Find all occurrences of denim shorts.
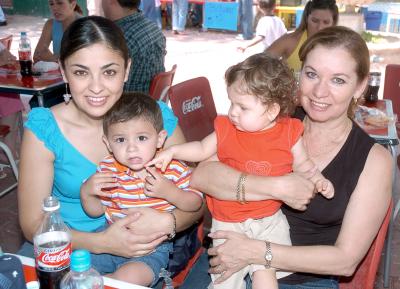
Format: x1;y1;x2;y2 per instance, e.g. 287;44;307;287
91;225;172;287
91;242;172;287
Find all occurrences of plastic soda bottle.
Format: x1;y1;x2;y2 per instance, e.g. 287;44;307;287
18;31;33;76
33;196;71;289
60;250;104;289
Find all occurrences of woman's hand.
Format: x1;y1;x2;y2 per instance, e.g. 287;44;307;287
208;230;262;284
121;207;172;236
99;213;167;257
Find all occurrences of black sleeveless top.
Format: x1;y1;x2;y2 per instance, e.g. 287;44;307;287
280;109;376;285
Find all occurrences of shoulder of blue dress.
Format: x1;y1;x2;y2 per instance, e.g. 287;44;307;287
28;107;53;119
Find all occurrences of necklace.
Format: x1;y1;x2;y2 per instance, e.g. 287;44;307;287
303;118;352;159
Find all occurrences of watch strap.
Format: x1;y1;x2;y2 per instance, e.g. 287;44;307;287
265;241;272;269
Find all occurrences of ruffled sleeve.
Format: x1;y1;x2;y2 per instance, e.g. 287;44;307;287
24;108;62;155
157;101;178;137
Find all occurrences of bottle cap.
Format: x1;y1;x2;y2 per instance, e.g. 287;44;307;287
20;31;27;37
26;281;40;289
42;196;60;212
71;249;91;272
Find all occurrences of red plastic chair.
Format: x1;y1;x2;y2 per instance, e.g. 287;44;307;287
382;64;400;263
339;201;393;289
149;64;177;103
169;77;217;142
170;222;205;287
0;34;13;51
165;77;217;287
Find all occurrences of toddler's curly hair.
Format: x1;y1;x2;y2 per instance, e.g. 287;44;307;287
225;53;297;117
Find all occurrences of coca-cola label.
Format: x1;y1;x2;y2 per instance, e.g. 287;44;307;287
18;50;31;61
182;96;203;114
34;231;71;272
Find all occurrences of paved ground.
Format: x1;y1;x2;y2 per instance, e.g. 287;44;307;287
0;14;400;289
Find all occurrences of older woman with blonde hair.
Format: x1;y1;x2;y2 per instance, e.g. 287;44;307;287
181;26;392;289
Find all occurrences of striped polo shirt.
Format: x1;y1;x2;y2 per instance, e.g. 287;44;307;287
98;155;201;224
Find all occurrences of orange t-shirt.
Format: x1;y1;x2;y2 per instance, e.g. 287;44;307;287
207;116;304;222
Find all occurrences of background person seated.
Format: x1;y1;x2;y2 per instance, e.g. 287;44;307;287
33;0;82;62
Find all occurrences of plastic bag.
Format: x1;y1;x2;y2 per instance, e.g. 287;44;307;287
355;105;396;128
0;252;27;289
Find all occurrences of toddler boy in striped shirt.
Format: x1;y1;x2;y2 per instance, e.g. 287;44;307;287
80;92;202;287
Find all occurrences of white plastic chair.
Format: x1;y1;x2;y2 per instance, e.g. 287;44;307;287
0;124;19;197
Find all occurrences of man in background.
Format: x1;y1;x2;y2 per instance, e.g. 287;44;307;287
0;5;7;26
102;0;166;93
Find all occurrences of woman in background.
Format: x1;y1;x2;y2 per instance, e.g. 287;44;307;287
266;0;338;72
34;0;83;62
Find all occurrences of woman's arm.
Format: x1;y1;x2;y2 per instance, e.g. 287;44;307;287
17;129;170;257
33;19;58;62
265;31;300;60
0;48;16;66
18;129;56;241
191;161;316;210
208;144;392;281
164;124;186;147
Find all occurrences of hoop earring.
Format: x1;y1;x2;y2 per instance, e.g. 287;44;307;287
63;83;72;104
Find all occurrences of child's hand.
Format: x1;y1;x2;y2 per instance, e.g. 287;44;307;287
80;171;117;198
144;166;175;200
237;46;246;53
315;179;335;199
146;149;174;172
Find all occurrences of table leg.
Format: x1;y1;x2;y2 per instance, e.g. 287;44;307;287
394;200;400;222
36;92;44;107
383;144;398;287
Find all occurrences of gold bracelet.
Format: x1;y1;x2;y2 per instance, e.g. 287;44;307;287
236;173;248;204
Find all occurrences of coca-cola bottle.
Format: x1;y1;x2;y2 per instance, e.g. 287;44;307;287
18;31;33;77
34;196;71;289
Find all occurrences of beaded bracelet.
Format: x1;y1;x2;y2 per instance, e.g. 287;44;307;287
236;173;248;204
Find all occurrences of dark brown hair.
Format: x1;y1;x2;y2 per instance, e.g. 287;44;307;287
70;0;83;14
297;0;339;32
258;0;276;14
116;0;141;9
60;16;129;69
225;53;297;117
103;92;163;136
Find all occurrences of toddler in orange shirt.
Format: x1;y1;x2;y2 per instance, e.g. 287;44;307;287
147;53;334;289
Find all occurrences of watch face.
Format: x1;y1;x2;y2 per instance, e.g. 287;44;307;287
265;252;273;261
